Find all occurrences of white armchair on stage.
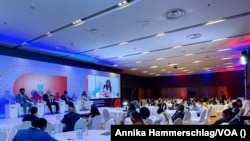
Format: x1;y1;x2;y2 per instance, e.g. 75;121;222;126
16;102;34;116
81;100;93;110
5;104;18;118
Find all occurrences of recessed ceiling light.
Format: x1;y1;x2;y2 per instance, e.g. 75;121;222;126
131;68;137;70
221;57;231;60
113;64;118;67
168;63;178;66
149;72;155;75
166;8;186;19
72;19;85;26
217;48;231;52
21;42;27;46
192;61;202;63
186;33;202;39
173;46;182;48
160;69;166;72
155;32;166;37
212;38;227;42
46;32;53;37
203;68;210;70
184;54;193;56
136;61;141;63
119;41;128;45
204;19;225;25
142;71;148;73
150;66;158;68
141;51;150;54
156;58;165;60
177;67;185;70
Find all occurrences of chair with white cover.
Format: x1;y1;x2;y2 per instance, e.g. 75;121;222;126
90;115;102;129
190;109;207;125
182;111;191;125
19;121;32;130
102;109;110;123
173;118;183;125
0;131;7;141
74;118;86;131
144;118;153;125
45;121;54;135
124;117;133;125
104;118;115;131
206;106;212;121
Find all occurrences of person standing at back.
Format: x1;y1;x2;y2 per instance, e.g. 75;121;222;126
15;88;34;115
22;107;39;122
13;118;58;141
61;107;81;132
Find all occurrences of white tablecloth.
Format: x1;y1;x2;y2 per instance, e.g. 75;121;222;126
54;130;110;141
98;107;126;124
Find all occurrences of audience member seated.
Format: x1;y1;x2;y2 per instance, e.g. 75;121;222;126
61;107;81;132
171;104;185;123
139;107;150;124
190;100;202;116
22;107;39;122
155;108;169;125
80;91;88;110
13;118;58;141
43;90;59;114
130;111;144;125
231;102;240;116
157;98;167;110
238;110;250;125
15;88;34;115
61;90;74;108
236;99;243;108
86;104;101;129
126;102;136;117
214;109;241;125
132;100;140;110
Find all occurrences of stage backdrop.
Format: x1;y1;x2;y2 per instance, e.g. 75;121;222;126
0;55;121;118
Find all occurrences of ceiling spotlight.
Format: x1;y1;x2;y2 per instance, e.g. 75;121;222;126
186;33;202;39
166;8;186;19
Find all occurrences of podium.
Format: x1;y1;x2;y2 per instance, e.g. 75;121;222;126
74;100;81;111
36;102;45;117
5;104;18;118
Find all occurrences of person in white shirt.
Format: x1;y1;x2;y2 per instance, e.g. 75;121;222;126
154;108;169;125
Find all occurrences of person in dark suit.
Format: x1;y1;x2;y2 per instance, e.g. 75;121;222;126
213;109;241;125
157;99;167;110
22;107;39;122
61;90;74;108
43;90;59;114
13;118;58;141
171;104;185;123
61;107;81;132
15;88;34;115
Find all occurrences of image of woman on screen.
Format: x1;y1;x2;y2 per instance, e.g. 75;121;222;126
101;79;112;97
